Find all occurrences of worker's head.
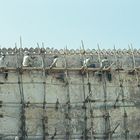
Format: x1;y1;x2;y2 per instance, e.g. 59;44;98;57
24;51;29;55
104;56;107;59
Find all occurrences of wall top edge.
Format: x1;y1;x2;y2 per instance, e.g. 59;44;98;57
0;47;140;55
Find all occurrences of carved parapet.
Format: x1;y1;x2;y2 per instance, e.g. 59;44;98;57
0;47;139;69
0;47;139;56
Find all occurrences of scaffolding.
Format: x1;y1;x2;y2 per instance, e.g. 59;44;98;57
0;48;140;140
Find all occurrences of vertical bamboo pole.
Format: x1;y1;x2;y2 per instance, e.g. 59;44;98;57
80;41;88;140
41;46;48;140
113;47;129;140
64;46;71;140
16;43;26;140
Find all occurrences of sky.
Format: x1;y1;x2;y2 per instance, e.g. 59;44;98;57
0;0;140;49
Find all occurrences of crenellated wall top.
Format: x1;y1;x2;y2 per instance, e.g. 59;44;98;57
0;47;140;56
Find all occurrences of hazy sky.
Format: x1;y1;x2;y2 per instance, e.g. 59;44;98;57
0;0;140;49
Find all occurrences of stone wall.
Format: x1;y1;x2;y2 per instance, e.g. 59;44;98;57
0;48;140;140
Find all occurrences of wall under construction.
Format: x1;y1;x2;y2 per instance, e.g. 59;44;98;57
0;48;140;140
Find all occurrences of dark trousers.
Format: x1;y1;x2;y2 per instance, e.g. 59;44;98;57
98;71;112;81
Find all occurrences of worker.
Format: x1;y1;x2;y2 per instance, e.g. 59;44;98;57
81;58;90;75
22;51;33;67
81;58;96;74
99;57;112;81
100;57;110;69
15;136;19;140
83;58;96;68
50;56;66;82
0;54;8;80
0;54;6;67
50;55;58;69
83;58;90;68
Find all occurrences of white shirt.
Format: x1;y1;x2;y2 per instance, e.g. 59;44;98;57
0;56;6;67
15;136;19;140
83;58;90;67
22;55;32;67
51;58;58;67
101;59;109;68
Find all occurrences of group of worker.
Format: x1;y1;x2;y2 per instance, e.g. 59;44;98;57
0;51;110;69
22;52;112;81
82;57;110;69
22;51;58;68
22;51;110;68
0;52;112;81
82;57;112;81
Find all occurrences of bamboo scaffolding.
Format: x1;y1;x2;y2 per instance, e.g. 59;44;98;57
80;41;88;140
114;47;129;140
0;48;140;140
1;66;140;72
41;49;48;140
16;50;26;140
64;46;71;140
98;45;111;140
0;131;139;139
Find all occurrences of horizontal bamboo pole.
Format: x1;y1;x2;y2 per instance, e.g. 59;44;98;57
0;67;117;71
0;66;139;73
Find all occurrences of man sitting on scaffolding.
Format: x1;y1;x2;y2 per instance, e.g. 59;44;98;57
100;56;112;81
50;55;58;69
22;51;33;67
50;55;65;82
81;57;96;74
